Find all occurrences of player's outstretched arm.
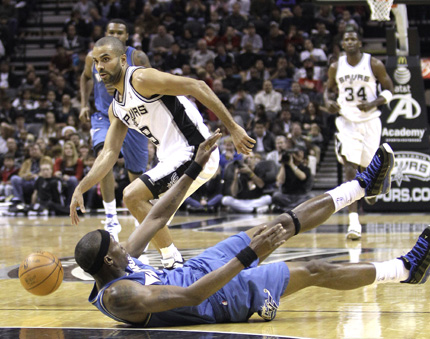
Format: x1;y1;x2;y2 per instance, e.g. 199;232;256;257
131;68;256;155
324;62;341;114
105;225;286;323
70;105;128;225
125;130;222;257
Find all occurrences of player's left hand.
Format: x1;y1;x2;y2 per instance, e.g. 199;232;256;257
357;102;374;112
195;129;222;167
230;125;255;155
249;224;286;258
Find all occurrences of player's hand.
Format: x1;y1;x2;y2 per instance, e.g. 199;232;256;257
79;106;91;123
195;129;222;167
230;125;255;155
326;100;340;114
249;224;286;258
357;102;373;112
70;189;86;225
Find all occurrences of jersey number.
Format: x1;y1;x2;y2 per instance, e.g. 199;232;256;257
345;87;367;102
139;126;159;145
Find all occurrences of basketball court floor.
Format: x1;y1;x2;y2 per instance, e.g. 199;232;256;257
0;209;428;339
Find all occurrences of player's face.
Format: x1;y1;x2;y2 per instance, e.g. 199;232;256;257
108;236;129;270
342;32;362;53
105;23;129;44
93;45;125;85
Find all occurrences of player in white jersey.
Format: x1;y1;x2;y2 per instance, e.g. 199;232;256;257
325;29;393;240
70;36;255;268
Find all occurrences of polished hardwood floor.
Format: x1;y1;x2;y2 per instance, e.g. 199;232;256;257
0;210;429;339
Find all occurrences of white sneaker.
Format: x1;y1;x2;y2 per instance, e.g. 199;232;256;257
102;216;122;242
161;257;184;269
346;222;362;240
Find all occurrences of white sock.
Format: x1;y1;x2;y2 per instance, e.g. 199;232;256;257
371;259;409;284
349;212;360;226
326;180;365;213
160;243;182;261
103;199;117;217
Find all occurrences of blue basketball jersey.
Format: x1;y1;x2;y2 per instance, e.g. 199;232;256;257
93;46;136;116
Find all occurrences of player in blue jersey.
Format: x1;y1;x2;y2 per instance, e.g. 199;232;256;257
75;132;430;327
80;19;151;242
71;37;256;269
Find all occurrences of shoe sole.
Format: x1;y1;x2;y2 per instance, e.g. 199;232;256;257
367;143;395;197
346;230;361;240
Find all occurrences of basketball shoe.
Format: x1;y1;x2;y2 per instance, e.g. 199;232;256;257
161;257;184;270
102;214;122;242
400;227;430;284
355;143;395;198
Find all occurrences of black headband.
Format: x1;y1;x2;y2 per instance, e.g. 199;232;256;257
86;229;111;275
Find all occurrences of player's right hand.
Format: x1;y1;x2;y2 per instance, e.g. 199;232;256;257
326;100;341;114
70;190;86;225
79;106;91;123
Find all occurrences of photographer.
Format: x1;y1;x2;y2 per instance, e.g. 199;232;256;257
272;148;313;212
221;152;275;213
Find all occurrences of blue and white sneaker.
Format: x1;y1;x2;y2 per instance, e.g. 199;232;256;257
355;143;395;198
102;214;122;242
400;227;430;284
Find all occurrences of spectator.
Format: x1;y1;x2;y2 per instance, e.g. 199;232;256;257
223;2;247;32
214;43;234;70
0;98;16;124
146;142;158;172
78;143;90;160
284;43;301;69
185;0;207;24
284;81;310;119
263;21;285;53
311;21;332;54
203;25;220;50
266;134;289;167
73;0;96;21
0;152;18;198
304;123;324;165
219;136;243;178
253;59;270;81
284;25;304;53
5;137;24;166
228;0;250;17
314;5;336;33
250;0;276;20
219;26;241;53
30;162;69;216
222;64;242;93
176;28;197;55
149;25;175;56
272;147;313;212
221;152;274;213
240;23;263;53
249;119;276;157
50;44;73;75
236;42;259;72
0;61;21;98
12;89;39;114
54;140;84;206
58;23;86;60
243;66;263;96
289;122;307;151
11;143;52;204
38;112;59;145
229;87;254;127
254;80;282;121
164;43;189;72
190;39;216;70
300;39;328;66
301;101;325;133
212;79;231;107
54;76;75;102
112;157;130;208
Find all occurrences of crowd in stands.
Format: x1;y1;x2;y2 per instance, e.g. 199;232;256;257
0;0;372;216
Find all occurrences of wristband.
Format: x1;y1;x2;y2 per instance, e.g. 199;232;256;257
236;246;258;267
185;161;203;180
379;90;393;103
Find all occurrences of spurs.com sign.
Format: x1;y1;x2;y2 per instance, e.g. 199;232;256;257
380;56;428;149
368;151;430;211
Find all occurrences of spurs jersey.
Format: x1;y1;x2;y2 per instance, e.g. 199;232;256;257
336;53;380;122
112;66;210;162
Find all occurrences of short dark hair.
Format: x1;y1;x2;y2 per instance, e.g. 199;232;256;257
94;36;126;56
75;230;103;273
106;19;129;33
4;153;14;160
343;26;362;39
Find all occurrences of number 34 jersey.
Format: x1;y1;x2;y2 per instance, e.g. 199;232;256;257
336;53;380;122
112;66;210;162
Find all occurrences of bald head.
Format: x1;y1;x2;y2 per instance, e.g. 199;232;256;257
95;36;126;57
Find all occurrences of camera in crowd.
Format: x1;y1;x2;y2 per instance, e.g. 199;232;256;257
279;149;298;164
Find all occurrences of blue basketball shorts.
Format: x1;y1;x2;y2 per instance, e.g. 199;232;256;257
185;232;290;322
90;112;148;174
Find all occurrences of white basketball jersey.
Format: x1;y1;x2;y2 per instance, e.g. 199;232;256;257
336;53;380;122
112;66;210;162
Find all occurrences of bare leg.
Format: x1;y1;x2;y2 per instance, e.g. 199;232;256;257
282;261;376;296
100;169;116;203
123;178;173;251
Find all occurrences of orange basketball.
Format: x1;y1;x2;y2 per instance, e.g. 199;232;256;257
18;251;63;296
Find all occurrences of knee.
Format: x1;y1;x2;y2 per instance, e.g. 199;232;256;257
122;185;135;207
11;175;21;185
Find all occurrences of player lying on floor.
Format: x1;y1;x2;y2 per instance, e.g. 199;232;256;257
74;131;430;327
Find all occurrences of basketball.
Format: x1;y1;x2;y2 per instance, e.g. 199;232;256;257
19;251;63;296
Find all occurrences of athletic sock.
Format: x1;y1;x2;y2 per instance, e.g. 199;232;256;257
326;181;365;213
349;212;360;226
160;243;182;261
371;259;409;284
103;199;117;217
